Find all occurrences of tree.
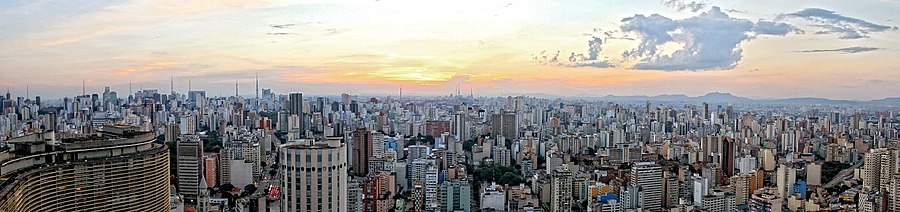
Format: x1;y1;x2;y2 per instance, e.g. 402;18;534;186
463;140;476;151
241;184;258;197
220;183;236;193
498;172;525;185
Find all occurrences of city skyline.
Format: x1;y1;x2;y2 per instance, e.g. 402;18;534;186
2;0;899;99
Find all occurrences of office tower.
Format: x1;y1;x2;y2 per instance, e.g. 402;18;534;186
177;134;204;207
440;180;472;212
352;128;374;176
722;137;735;178
288;92;305;132
0;126;170;211
702;102;709;120
452;111;468;141
629;162;662;211
491;113;518;140
550;164;574;212
279;137;348;212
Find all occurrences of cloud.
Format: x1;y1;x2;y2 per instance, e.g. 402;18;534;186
535;37;613;68
797;46;881;54
270;24;295;29
622;7;795;71
532;50;561;65
266;32;297;35
782;8;898;39
662;0;707;12
620;14;677;59
754;21;803;35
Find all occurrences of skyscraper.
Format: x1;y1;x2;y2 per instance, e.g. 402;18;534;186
722;137;735;178
279;137;348;212
452;111;468;141
491;113;518;140
630;162;663;211
551;164;574;212
177;134;204;207
352;128;374;176
289;92;305;133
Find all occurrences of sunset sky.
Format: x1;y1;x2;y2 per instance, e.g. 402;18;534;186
1;0;898;100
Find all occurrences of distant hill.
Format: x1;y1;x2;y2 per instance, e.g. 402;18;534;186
556;92;900;106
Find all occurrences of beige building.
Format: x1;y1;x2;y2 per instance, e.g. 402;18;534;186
279;137;348;212
0;126;170;211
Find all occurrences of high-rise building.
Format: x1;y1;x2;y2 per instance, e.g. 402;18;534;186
550;164;574;212
348;179;364;212
0;126;170;211
702;189;736;212
440;180;472;212
863;148;897;191
807;163;822;186
693;175;709;207
629;162;663;211
491;113;518;140
775;164;796;199
279;137;348;212
452;111;469;141
288;92;306;133
702;102;709;120
177;134;204;207
722;137;735;178
730;174;751;205
352;128;374;176
204;153;220;188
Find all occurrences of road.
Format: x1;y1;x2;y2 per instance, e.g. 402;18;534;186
823;160;863;188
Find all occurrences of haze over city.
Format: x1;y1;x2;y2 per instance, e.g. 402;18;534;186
3;1;900;212
2;0;899;99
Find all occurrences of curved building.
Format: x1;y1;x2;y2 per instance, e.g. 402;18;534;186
0;125;170;212
280;137;348;212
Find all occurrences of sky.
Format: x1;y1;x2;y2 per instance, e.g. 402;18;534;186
1;0;899;100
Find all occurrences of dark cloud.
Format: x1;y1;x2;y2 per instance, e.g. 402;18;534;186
270;24;295;29
622;7;794;71
620;14;677;59
532;50;561;65
662;0;707;12
797;46;881;54
537;37;613;68
266;32;297;36
782;8;898;39
754;21;803;35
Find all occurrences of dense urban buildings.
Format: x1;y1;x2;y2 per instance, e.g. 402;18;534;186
0;81;899;212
